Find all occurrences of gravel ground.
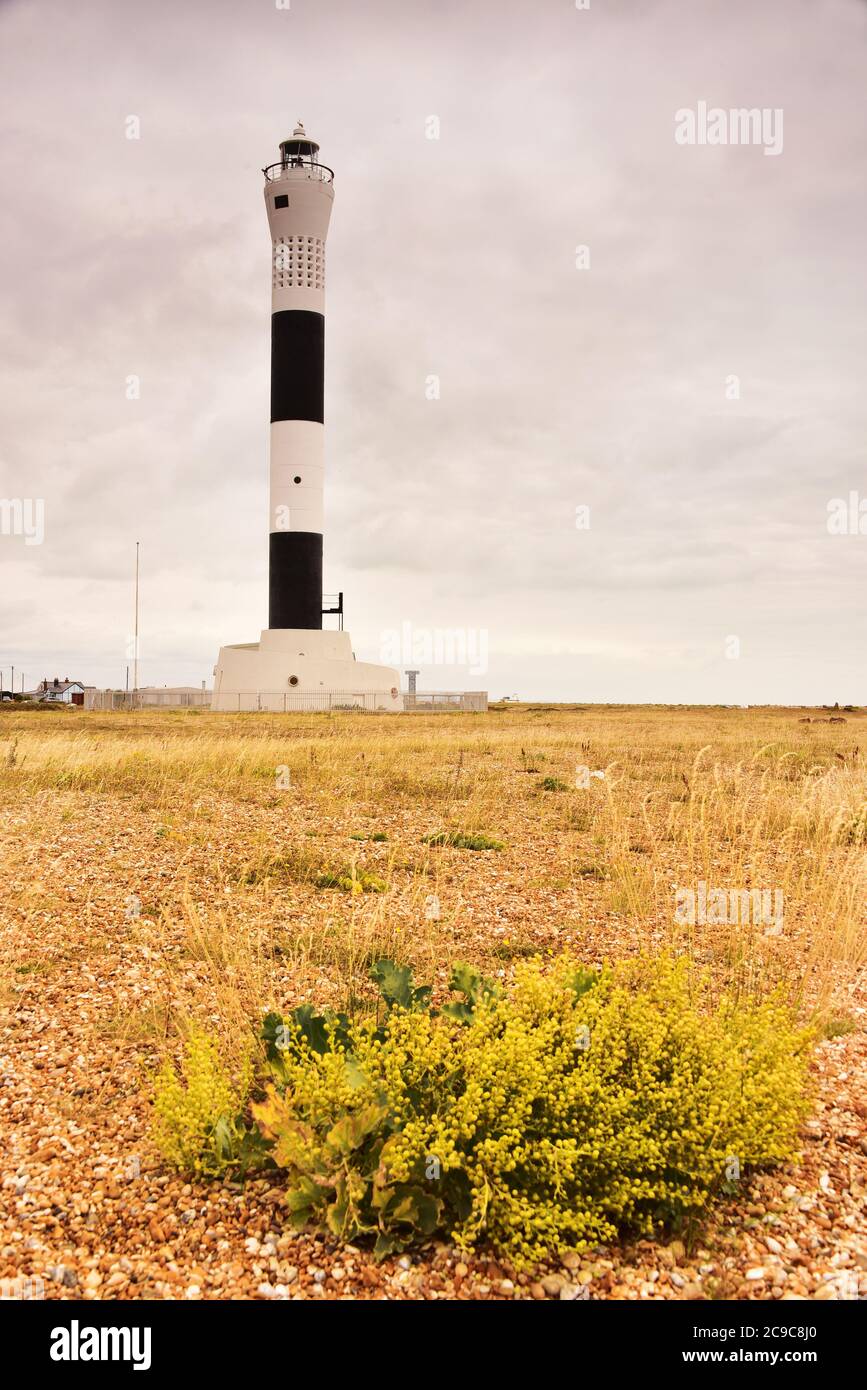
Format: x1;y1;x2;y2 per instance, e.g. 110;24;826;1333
2;718;866;1302
3;1004;865;1301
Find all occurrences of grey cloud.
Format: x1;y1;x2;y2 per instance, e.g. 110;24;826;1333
1;0;865;700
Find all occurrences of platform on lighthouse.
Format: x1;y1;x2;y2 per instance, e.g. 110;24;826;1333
211;628;402;713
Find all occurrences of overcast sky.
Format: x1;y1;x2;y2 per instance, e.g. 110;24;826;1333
1;0;865;702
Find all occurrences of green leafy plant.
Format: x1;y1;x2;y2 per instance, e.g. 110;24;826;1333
439;963;498;1023
315;867;387;894
423;830;504;851
540;776;568;792
154;956;812;1267
222;956;811;1265
262;1004;353;1061
369;958;432;1013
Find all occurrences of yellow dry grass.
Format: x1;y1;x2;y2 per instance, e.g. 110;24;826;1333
1;704;865;1061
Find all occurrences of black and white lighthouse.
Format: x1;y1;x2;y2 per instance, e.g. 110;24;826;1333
212;123;401;711
265;122;332;630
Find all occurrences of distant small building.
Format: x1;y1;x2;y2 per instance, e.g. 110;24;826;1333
27;676;86;705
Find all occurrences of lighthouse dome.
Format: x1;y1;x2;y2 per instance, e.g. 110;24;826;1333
279;121;320;162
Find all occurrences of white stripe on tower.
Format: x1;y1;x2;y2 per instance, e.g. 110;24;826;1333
270;421;324;534
264;123;334;630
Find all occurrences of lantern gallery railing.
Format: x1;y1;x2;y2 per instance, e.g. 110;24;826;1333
262;160;334;183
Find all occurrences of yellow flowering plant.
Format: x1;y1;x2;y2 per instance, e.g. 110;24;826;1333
252;955;811;1262
152;1027;257;1178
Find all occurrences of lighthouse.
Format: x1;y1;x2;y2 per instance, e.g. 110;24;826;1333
267;123;330;631
212;124;401;712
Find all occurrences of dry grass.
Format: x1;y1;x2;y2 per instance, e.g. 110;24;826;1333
1;704;865;1056
2;704;866;1302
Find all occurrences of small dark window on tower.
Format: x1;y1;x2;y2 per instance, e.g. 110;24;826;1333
274;194;289;209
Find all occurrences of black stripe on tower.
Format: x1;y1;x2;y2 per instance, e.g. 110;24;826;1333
270;310;324;424
269;532;322;630
269;308;325;629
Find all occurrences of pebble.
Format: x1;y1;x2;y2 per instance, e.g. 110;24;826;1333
541;1274;566;1295
4;746;866;1307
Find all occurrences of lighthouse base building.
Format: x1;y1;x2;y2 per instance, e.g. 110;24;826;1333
212;629;401;712
211;124;401;713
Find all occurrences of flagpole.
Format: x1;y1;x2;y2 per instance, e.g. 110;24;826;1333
134;540;140;700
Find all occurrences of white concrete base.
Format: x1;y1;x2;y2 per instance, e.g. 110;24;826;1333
211;629;402;712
